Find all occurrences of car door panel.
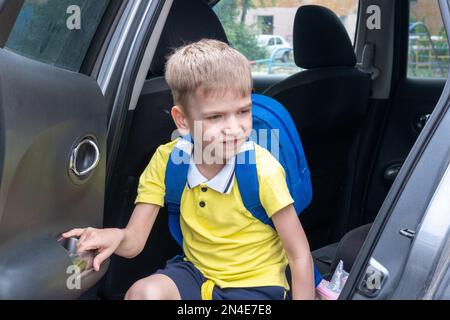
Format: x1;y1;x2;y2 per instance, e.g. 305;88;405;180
0;48;107;298
341;74;450;300
363;78;445;223
0;229;109;299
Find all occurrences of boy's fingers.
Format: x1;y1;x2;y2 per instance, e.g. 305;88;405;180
76;236;100;252
77;242;99;253
77;230;91;245
93;249;112;272
62;228;85;238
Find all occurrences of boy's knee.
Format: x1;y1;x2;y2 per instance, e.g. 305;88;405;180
125;279;164;300
125;275;180;300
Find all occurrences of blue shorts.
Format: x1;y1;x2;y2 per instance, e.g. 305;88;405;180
154;255;287;300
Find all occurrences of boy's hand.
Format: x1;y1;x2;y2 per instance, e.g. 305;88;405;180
62;228;124;272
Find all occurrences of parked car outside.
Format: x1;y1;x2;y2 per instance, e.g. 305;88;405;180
257;34;292;62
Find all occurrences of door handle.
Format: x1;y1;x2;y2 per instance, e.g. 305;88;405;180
415;113;431;132
384;163;402;184
58;236;95;273
69;138;100;177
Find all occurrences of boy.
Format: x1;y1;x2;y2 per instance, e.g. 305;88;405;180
63;39;315;300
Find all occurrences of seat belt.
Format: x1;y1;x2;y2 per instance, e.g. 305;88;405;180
357;43;380;80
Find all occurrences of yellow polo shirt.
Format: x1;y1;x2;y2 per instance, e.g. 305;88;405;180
135;138;294;290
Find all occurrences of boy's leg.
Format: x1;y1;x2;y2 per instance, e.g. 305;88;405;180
125;274;181;300
125;256;204;300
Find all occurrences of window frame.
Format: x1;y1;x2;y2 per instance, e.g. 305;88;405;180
3;0;122;75
80;0;128;77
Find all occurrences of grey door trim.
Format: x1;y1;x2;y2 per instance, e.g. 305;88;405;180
102;0;171;185
393;160;450;299
97;0;143;94
355;0;396;99
127;0;173;112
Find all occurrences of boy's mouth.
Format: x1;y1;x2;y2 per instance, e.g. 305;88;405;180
222;138;240;146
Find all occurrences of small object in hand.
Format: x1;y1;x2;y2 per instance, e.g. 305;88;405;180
315;260;349;300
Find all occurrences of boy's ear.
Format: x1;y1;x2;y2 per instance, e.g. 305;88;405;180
171;105;190;136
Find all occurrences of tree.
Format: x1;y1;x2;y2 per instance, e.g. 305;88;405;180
214;0;268;60
240;0;277;25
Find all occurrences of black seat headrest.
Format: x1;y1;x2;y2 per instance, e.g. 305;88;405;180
149;0;229;76
293;5;356;69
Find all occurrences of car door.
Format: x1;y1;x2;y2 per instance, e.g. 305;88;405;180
0;0;116;299
341;0;450;300
341;69;450;299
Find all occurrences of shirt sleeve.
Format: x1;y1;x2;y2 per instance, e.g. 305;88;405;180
134;145;169;206
257;146;294;218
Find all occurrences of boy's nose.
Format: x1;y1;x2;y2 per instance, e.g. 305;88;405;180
224;118;242;137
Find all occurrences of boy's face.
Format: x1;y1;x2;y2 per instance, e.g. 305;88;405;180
174;89;253;164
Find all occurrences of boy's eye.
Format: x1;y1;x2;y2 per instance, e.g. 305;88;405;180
239;109;251;114
206;114;221;120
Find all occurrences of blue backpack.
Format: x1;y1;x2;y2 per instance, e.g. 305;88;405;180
164;93;322;286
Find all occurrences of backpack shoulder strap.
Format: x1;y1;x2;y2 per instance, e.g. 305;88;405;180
235;140;274;228
236;141;323;287
164;135;192;248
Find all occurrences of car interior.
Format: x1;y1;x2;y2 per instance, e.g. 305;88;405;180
0;0;447;300
96;0;447;299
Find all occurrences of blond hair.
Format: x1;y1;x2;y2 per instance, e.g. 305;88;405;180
165;39;253;110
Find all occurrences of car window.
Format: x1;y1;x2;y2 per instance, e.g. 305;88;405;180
408;0;449;78
214;0;359;76
4;0;110;72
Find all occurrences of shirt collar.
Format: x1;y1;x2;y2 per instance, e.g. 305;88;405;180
178;137;255;194
187;155;236;194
